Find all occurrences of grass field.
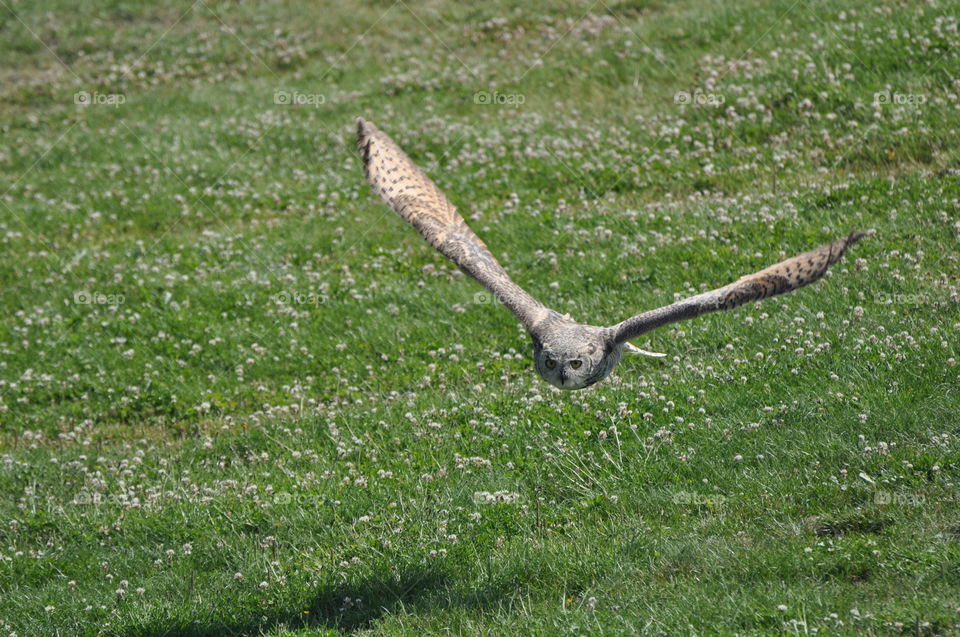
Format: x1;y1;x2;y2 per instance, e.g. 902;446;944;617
1;0;959;634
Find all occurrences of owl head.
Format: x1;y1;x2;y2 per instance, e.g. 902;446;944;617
533;329;620;390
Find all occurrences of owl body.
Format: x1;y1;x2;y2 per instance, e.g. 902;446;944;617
357;117;864;391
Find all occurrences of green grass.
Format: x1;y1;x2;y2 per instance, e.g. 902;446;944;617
1;0;959;634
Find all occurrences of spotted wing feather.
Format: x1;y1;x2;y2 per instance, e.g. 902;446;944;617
357;118;550;331
611;232;864;344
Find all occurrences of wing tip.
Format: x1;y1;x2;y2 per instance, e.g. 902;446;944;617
356;117;371;142
846;229;866;246
829;229;866;265
356;116;373;136
356;117;377;171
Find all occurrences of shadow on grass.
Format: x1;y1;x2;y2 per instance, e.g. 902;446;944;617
122;563;507;636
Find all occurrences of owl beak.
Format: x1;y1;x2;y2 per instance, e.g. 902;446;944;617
558;369;568;386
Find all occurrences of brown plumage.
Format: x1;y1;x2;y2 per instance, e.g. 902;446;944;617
357;118;550;331
357;117;865;390
611;232;864;343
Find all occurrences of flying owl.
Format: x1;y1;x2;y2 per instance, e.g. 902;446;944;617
357;118;863;390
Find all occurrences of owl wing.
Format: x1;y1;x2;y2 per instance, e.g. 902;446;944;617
610;232;864;344
357;118;551;332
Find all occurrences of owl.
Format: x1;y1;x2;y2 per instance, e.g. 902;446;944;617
357;118;863;390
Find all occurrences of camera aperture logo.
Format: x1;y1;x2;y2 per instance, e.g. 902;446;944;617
473;91;525;107
274;89;326;107
75;91;126;107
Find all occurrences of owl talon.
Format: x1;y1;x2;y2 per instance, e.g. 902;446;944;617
624;342;667;357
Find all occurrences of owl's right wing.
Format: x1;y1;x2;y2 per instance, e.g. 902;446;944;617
357;118;552;332
610;232;864;345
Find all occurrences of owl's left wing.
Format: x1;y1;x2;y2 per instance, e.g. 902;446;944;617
356;118;552;332
610;232;864;345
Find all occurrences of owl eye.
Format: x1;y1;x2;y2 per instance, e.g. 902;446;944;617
570;360;582;369
545;359;557;369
